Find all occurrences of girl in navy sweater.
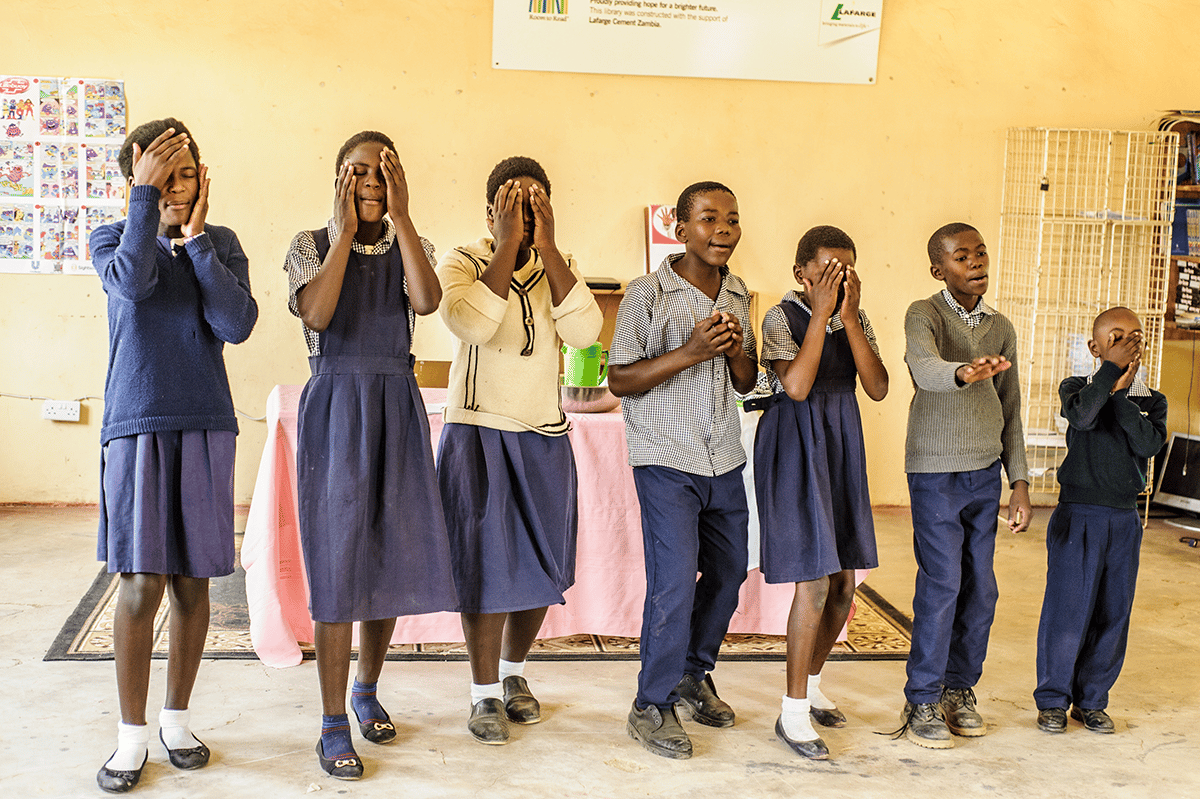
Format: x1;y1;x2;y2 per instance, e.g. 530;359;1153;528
92;118;257;793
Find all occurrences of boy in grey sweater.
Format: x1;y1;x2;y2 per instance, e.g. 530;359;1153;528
899;222;1032;748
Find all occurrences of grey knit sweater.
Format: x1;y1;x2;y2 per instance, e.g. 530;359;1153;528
903;294;1029;485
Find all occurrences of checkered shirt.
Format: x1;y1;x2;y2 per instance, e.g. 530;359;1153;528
941;287;993;329
760;290;880;393
610;253;757;476
284;217;435;355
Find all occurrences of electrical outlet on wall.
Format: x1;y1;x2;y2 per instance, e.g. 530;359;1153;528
42;400;81;422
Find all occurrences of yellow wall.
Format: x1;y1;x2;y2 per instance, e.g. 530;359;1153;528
3;1;1199;505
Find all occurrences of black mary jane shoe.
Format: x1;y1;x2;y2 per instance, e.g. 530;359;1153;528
809;706;848;728
159;729;211;770
97;751;148;794
316;739;364;780
774;716;830;760
354;711;397;745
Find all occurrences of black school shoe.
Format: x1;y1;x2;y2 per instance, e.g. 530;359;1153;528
503;676;541;724
159;729;211;769
810;706;848;728
674;673;735;728
1071;706;1115;734
627;701;693;759
96;752;148;794
774;716;829;760
1036;707;1068;733
316;739;363;780
353;709;397;745
468;697;510;745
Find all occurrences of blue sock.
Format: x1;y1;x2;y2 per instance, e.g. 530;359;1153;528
320;714;356;760
351;680;389;725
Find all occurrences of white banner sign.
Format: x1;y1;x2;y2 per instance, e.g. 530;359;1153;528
495;0;882;85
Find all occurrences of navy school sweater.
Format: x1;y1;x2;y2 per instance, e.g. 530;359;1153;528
91;184;258;444
1057;359;1168;510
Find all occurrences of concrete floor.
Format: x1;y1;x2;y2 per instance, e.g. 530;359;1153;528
1;504;1198;799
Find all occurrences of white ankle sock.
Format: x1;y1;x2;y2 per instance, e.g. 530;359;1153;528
498;659;526;680
470;682;503;705
105;721;150;771
159;707;201;750
807;673;837;711
780;696;819;741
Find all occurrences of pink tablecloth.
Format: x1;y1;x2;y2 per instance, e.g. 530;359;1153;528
241;385;802;667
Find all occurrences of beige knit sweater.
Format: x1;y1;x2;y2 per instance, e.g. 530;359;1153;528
436;237;603;434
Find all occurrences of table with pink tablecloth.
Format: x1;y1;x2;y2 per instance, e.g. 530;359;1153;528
241;384;804;668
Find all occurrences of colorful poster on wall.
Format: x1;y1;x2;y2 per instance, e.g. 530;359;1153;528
0;76;126;275
494;0;882;84
645;204;684;273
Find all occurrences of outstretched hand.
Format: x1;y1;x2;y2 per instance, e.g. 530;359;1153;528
181;164;209;238
956;355;1010;384
130;128;191;190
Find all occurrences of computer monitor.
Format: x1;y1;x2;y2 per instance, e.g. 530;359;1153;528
1154;433;1200;533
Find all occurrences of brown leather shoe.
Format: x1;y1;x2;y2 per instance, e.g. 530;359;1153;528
627;701;693;759
503;675;541;725
675;673;735;728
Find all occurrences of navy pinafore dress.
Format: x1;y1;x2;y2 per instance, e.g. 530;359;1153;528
296;229;457;623
754;301;878;584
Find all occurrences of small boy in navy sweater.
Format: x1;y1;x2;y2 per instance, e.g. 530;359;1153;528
1033;306;1167;734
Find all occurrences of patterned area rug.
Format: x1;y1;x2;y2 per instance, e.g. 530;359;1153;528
47;539;911;663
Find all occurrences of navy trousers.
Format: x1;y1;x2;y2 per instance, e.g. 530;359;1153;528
633;464;749;709
905;461;1002;704
1034;502;1142;711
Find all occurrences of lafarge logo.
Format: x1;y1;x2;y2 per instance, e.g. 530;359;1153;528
831;3;877;20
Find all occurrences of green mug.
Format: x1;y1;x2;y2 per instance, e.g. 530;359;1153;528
562;342;608;387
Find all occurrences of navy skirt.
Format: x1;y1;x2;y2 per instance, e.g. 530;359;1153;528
98;429;236;578
297;366;458;623
437;423;578;614
754;384;877;583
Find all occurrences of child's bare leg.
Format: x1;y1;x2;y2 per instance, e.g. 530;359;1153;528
461;612;506;685
500;606;549;663
785;577;829;698
351;618;398;744
808;569;856;676
113;573;168;725
461;612;511;743
314;621;353;715
356;618;397;684
164;575;210;711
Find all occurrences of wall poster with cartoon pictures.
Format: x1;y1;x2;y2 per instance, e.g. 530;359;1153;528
0;75;125;275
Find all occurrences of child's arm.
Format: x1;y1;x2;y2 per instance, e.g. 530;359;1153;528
294;162;359;332
382;147;440;316
528;184;577;306
1008;480;1032;534
904;302;1009;391
476;179;524;300
93;129;192;300
719;311;758;395
840;266;888;401
528;184;603;348
609;309;739;396
774;257;840;401
179;165;257;344
995;323;1031;533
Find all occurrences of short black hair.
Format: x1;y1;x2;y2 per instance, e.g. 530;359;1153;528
1093;306;1140;339
675;181;735;223
118;118;200;181
486;156;550;204
795;225;856;266
927;222;979;265
335;131;396;173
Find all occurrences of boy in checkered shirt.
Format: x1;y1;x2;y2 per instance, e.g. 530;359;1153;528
609;181;757;759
